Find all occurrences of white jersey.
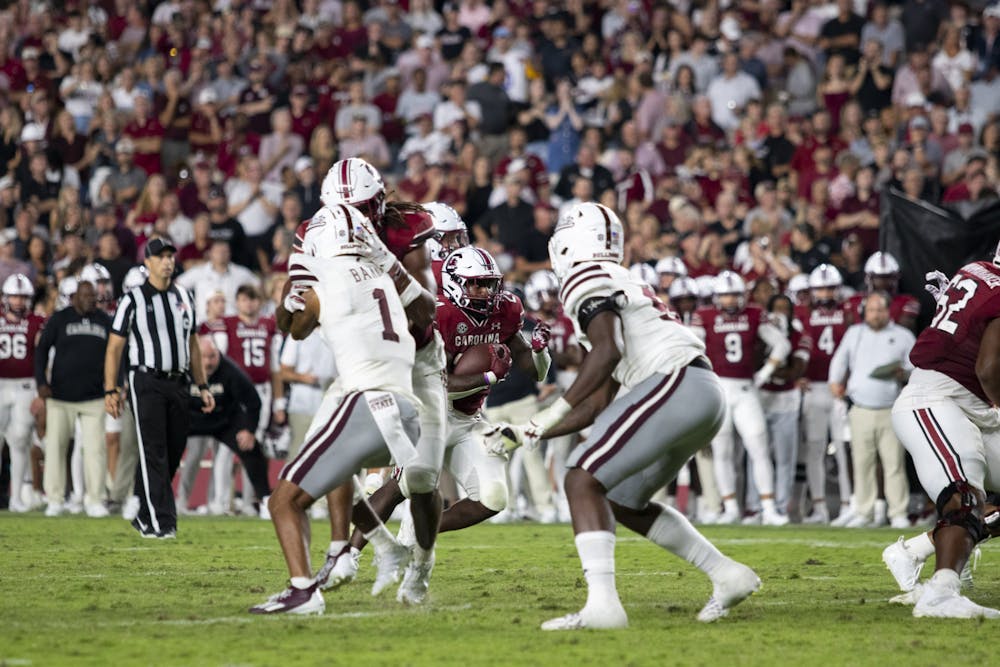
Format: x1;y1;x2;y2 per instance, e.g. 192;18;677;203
297;253;416;403
559;261;706;390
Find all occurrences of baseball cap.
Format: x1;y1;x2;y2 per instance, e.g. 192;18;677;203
985;4;1000;18
21;47;39;60
416;34;434;49
904;92;926;108
116;137;135;153
966;148;989;164
198;88;218;105
0;175;13;190
145;237;178;258
294;156;314;172
20;123;45;142
909;116;929;130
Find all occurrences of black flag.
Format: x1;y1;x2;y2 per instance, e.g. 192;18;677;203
879;190;1000;331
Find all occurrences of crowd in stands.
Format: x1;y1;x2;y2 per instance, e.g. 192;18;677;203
1;0;999;520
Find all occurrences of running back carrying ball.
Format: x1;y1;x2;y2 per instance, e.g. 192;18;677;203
453;343;511;386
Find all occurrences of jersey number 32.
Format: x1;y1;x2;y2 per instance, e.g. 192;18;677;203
930;277;977;335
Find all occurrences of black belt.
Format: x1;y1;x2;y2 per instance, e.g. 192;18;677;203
133;366;188;382
688;357;711;371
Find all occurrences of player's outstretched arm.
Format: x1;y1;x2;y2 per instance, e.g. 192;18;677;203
288;288;321;340
976;318;1000;407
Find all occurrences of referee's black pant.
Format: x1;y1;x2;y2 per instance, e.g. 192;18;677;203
129;370;190;535
190;424;272;502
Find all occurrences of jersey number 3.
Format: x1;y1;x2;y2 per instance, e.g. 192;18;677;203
930;278;977;335
0;333;27;360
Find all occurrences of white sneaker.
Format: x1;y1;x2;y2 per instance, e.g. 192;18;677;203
830;507;855;527
25;489;45;511
716;509;741;525
66;496;84;514
122;496;140;521
488;509;517;524
396;509;417;549
741;512;762;525
762;509;789;526
8;498;29;513
259;496;271;521
890;516;911;529
371;541;411;596
913;571;1000;619
844;514;871;528
889;584;924;606
45;502;64;517
538;507;559;524
697;512;721;525
206;501;227;516
85;503;110;518
541;604;628;631
249;583;325;615
397;550;435;604
698;562;762;623
882;536;924;592
802;506;829;525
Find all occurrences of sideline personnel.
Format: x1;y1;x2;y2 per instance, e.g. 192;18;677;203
104;237;215;538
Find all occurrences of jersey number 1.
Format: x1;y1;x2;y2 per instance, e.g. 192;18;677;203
373;288;400;342
930;278;977;335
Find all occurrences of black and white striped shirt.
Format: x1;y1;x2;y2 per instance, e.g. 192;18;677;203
111;281;198;373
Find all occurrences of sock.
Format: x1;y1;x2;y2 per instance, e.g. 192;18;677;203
412;543;434;565
929;568;960;592
761;498;777;514
290;576;314;589
723;498;739;515
364;524;396;552
575;531;620;612
647;504;728;578
327;539;348;557
904;532;935;560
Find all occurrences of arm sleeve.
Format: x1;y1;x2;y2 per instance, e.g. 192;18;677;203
33;314;57;386
758;320;792;362
111;293;135;337
828;326;855;383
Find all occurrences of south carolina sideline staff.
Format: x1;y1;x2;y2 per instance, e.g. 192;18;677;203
104;237;215;538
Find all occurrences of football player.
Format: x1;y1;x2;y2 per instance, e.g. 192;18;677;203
655;256;688;296
691;271;792;525
423;201;470;292
253;205;426;614
297;159;446;604
491;203;760;630
628;262;658;289
668;276;700;326
797;264;853;525
0;274;45;512
786;273;811;307
844;252;920;331
880;244;1000;618
79;264;116;316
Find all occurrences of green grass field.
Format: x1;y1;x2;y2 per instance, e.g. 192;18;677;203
3;515;999;666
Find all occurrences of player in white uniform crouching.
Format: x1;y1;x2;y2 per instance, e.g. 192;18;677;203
492;202;760;630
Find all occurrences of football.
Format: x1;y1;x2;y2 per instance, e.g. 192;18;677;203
453;343;502;375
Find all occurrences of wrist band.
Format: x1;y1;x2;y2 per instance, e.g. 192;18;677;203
483;371;498;386
198;383;210;392
399;276;423;307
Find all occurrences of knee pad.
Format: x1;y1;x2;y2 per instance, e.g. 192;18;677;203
479;479;508;513
399;464;439;498
934;481;988;544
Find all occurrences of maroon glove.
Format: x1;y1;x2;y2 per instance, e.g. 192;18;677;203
530;322;551;352
489;343;513;382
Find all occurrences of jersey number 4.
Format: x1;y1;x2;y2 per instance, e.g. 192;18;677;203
0;333;27;360
817;325;836;355
930;277;977;335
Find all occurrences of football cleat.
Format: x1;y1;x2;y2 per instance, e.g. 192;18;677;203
761;509;789;526
913;571;1000;619
889;584;923;606
397;550;435;605
541;605;628;631
698;562;761;623
882;537;924;592
371;541;411;597
802;506;830;524
316;545;361;591
249;582;325;615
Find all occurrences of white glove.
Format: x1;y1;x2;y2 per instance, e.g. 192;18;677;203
483;423;531;456
485;398;572;456
282;282;310;313
925;270;950;301
357;225;397;274
753;360;779;388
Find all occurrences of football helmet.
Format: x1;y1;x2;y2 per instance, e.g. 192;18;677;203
864;251;900;292
809;263;843;289
548;202;624;280
297;204;378;261
320;158;386;224
123;266;149;291
695;275;716;304
524;269;560;312
655;256;688;278
58;276;78;309
668;276;699;301
712;270;746;313
79;263;114;304
628;262;658;288
787;273;810;303
423;201;469;261
441;247;503;315
2;273;33;315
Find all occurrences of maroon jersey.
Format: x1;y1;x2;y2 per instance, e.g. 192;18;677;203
691;304;767;379
910;261;1000;405
546;311;577;357
220;315;278;385
762;321;812;392
438;291;525;415
0;312;46;379
844;293;920;325
796;304;849;382
382;209;435;261
198;319;226;336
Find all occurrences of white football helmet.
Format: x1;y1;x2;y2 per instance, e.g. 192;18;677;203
123;266;149;291
423;201;469;261
441;247;503;315
655;256;688;278
668;276;699;300
2;273;33;314
548;202;624;280
58;276;78;310
628;262;658;288
297;204;379;261
809;263;843;289
712;270;746;312
80;263;114;304
524;269;560;312
320;158;387;224
787;273;810;298
695;275;716;303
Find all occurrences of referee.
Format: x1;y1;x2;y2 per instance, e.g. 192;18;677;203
104;237;215;538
